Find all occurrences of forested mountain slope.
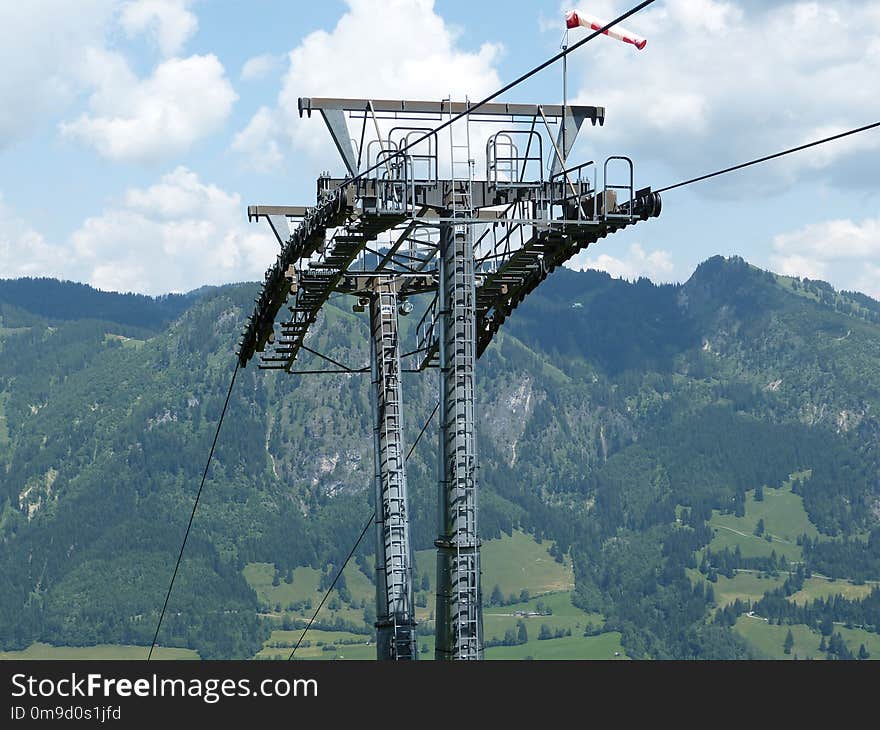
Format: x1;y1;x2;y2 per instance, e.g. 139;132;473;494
1;256;878;659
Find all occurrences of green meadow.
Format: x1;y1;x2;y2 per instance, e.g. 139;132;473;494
0;643;198;660
688;568;785;607
484;632;626;660
734;616;880;660
247;530;619;661
707;473;817;561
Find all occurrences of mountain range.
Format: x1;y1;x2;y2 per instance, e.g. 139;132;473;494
1;256;878;659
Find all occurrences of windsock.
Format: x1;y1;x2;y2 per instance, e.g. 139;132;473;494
566;10;647;50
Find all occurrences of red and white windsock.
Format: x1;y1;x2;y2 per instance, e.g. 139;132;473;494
566;9;647;50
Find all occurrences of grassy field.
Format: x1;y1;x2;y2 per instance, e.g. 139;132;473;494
696;472;880;654
245;529;575;637
244;563;323;608
735;616;824;659
707;474;817;561
104;333;146;349
247;531;615;661
787;576;875;605
412;529;574;626
480;530;575;596
414;529;574;597
485;632;626;660
687;569;874;611
0;643;198;660
258;608;624;661
255;629;374;660
835;626;880;657
483;591;604;645
734;616;880;660
687;568;785;607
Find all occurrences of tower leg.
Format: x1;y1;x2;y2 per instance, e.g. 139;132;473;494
369;281;417;660
434;222;484;660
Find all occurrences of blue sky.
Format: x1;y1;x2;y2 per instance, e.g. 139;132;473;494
1;0;878;296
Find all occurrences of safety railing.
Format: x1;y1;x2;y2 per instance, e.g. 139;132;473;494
365;137;396;169
549;160;597;221
603;156;635;222
369;149;416;214
486;130;543;189
389;127;439;186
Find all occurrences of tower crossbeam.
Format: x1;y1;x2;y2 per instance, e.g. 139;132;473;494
236;96;662;660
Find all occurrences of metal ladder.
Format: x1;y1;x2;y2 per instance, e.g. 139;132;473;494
439;99;482;659
444;234;481;660
370;284;417;660
447;97;474;224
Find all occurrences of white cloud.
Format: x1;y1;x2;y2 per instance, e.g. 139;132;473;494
1;0;230;162
1;170;275;295
60;51;237;162
0;0;116;149
233;0;503;172
240;53;282;82
0;196;69;280
566;0;880;196
570;243;677;282
119;0;198;57
773;218;880;261
69;167;275;294
771;254;829;282
770;217;880;297
231;107;283;171
854;264;880;301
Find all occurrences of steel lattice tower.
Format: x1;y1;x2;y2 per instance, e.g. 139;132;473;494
237;95;662;660
369;281;418;659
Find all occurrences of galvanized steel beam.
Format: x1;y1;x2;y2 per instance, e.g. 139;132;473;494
369;282;418;660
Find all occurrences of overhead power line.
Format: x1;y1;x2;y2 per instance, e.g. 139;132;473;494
147;362;240;660
286;513;373;660
143;0;877;663
655;121;880;194
343;0;658;188
288;400;440;660
406;400;440;463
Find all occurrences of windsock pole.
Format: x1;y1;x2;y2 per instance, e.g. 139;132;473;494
562;28;569;164
566;9;647;50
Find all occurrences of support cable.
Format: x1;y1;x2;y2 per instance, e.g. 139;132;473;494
288;399;440;659
299;344;361;373
655;121;880;194
407;400;440;463
340;0;657;189
286;514;373;660
147;361;240;660
242;2;656;370
194;1;658;660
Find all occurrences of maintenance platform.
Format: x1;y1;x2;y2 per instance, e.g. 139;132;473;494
237;95;661;660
